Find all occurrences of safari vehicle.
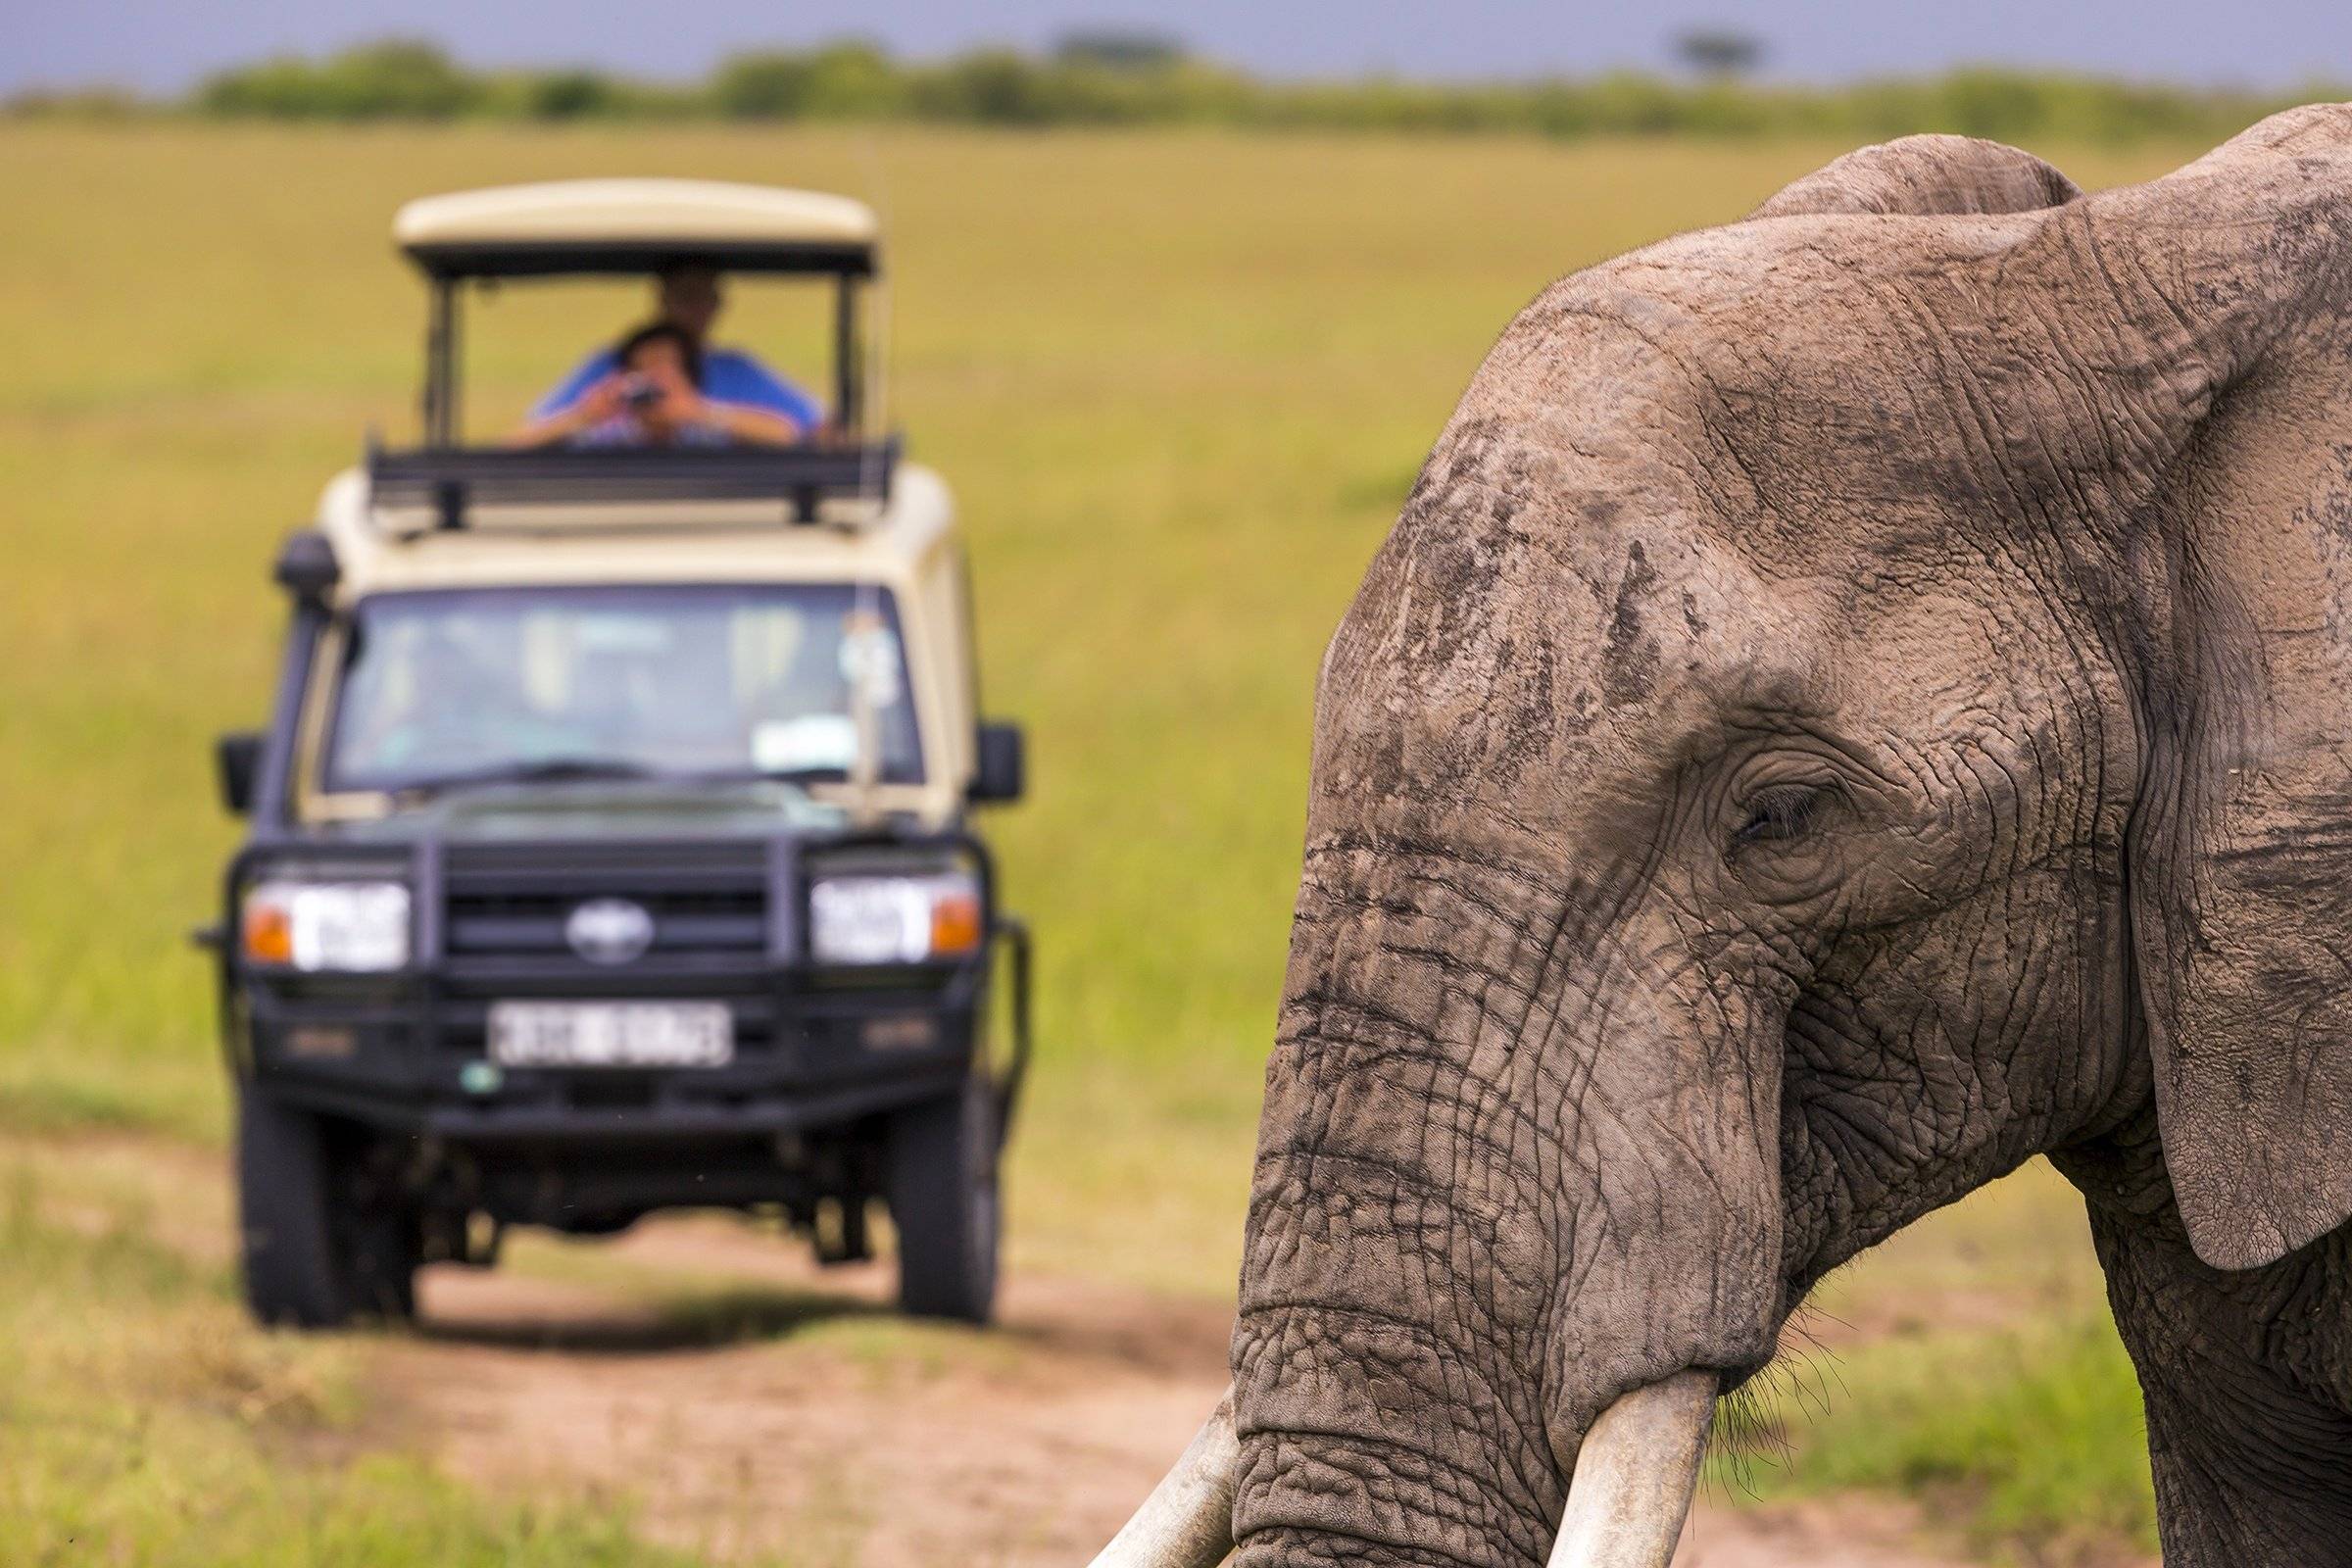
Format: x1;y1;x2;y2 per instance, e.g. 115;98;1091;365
204;180;1030;1328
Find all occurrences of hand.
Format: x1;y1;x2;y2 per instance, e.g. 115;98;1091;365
575;372;628;425
506;371;631;448
645;365;710;428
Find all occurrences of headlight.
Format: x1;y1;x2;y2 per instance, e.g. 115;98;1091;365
241;880;412;972
808;872;982;965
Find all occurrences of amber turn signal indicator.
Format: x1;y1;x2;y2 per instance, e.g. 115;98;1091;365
242;899;295;965
930;890;983;956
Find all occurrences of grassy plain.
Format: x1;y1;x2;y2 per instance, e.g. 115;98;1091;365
0;1147;725;1565
0;124;2202;1560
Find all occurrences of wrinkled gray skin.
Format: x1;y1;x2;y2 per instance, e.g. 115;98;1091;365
1231;110;2352;1567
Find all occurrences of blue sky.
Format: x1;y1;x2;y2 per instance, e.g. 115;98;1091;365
8;0;2352;95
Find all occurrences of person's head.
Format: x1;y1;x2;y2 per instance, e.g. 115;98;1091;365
617;320;703;383
614;321;704;438
656;264;724;340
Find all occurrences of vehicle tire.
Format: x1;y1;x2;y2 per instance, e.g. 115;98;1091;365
235;1085;352;1329
885;1077;1000;1324
236;1089;420;1328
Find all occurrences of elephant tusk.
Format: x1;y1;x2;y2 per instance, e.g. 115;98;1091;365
1088;1386;1241;1568
1546;1371;1718;1568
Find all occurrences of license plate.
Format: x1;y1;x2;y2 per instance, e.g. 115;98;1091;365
487;1002;733;1068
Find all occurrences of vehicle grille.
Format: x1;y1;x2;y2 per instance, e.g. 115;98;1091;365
443;840;767;952
434;838;778;1054
445;884;765;959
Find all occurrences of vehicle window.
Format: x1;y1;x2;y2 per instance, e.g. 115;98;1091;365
322;584;922;794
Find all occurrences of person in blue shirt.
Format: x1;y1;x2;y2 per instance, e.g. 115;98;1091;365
511;264;822;448
514;322;779;449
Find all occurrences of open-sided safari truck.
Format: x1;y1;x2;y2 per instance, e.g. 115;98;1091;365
205;180;1030;1328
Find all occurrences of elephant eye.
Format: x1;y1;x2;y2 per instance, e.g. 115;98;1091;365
1732;784;1827;847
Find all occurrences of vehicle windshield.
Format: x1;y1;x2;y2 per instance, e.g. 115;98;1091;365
322;584;922;796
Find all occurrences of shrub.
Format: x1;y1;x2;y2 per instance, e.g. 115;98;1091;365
712;41;906;120
196;39;482;121
59;33;2352;146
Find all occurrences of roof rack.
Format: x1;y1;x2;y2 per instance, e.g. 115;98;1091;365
366;441;900;531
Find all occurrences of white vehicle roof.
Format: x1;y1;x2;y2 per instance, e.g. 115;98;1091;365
393;179;879;276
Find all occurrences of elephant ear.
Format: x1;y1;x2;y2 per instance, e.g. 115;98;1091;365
2101;106;2352;1269
1749;132;2079;219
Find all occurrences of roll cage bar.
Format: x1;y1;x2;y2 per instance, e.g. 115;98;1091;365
416;257;869;451
391;228;888;529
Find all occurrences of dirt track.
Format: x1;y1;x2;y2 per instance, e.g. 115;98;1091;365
390;1217;1978;1567
45;1128;2015;1566
390;1226;1236;1565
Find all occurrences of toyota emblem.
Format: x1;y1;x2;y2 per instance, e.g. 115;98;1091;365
565;899;656;964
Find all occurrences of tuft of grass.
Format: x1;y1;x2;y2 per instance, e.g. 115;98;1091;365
0;1154;741;1567
0;1048;225;1142
1714;1310;2159;1561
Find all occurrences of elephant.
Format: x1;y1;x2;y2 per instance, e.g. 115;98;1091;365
1093;106;2352;1568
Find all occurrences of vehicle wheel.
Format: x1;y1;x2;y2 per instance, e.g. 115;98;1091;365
236;1089;420;1328
885;1077;1000;1324
235;1085;352;1328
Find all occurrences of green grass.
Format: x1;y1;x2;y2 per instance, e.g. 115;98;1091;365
1717;1312;2158;1562
1694;1158;2157;1559
0;1156;727;1566
0;123;2205;1556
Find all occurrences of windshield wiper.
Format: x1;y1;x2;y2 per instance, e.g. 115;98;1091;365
700;765;851;786
397;757;670;796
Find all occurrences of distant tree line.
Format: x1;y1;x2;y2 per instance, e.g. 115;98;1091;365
8;35;2343;146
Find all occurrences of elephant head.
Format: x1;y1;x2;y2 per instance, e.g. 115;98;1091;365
1099;108;2352;1566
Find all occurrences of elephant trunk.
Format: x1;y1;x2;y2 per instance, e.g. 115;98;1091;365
1210;839;1781;1566
1225;899;1568;1562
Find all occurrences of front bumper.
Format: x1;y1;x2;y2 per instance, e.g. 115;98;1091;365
216;829;1031;1147
238;970;988;1142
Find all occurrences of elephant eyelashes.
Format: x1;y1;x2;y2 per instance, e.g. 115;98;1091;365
1732;784;1829;848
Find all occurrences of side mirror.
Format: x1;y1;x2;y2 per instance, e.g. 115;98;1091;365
970;721;1025;806
272;528;339;602
217;731;264;816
